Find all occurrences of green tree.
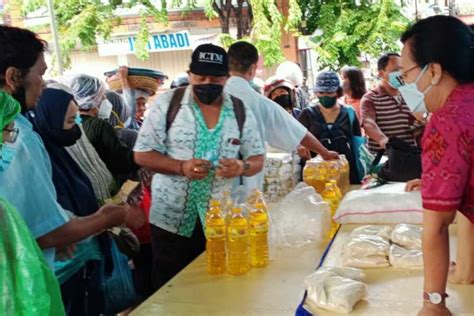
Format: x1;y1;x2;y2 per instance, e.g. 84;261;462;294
298;0;409;70
12;0;302;69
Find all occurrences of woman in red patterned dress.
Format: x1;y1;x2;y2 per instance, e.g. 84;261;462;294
402;16;473;316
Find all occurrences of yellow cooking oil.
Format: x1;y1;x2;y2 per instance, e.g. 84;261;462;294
303;159;329;194
227;206;250;275
205;200;226;275
249;202;269;268
321;182;341;239
338;154;350;194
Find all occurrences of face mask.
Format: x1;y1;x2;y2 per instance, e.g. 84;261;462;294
388;71;402;89
51;125;82;147
0;142;17;171
273;95;292;110
193;84;224;105
319;96;337;109
74;112;83;125
398;65;432;113
98;99;113;119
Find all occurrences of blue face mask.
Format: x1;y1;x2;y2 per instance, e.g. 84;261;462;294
74;112;83;125
388;71;403;89
0;142;17;171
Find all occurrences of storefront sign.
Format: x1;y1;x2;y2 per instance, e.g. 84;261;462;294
98;30;191;56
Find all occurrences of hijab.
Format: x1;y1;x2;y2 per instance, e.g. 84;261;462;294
105;90;130;128
0;91;21;145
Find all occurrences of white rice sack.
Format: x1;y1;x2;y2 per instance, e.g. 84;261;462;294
333;183;423;224
342;254;390;268
308;267;366;281
391;224;423;249
389;244;423;269
343;235;390;258
351;225;393;240
305;270;367;313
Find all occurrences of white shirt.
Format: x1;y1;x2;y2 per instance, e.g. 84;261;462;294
225;76;307;193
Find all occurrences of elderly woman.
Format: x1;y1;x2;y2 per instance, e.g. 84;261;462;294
402;16;473;316
0;91;65;315
69;74;138;176
264;77;301;119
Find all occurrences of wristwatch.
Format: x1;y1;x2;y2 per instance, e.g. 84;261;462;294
242;160;250;174
423;292;449;305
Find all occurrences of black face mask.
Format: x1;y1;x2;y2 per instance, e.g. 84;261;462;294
51;125;82;147
273;95;292;110
12;85;28;113
193;84;224;105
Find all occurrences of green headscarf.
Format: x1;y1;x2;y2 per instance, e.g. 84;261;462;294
0;90;21;145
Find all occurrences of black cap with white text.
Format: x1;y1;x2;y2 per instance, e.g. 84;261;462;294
189;44;229;77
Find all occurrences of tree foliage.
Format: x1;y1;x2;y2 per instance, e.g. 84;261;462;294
299;0;409;70
12;0;302;69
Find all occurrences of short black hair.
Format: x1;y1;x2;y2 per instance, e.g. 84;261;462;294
228;41;259;73
341;66;367;99
401;15;473;83
0;26;47;85
377;53;401;71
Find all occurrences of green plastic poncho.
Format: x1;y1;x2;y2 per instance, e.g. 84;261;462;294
0;91;65;315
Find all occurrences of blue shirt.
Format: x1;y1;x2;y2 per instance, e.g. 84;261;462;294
225;76;307;193
134;86;264;237
0;115;70;267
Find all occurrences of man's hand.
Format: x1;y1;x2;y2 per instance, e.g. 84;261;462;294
124;204;147;230
297;146;311;160
216;159;244;178
379;136;389;149
320;150;339;161
182;159;211;180
118;66;129;81
98;204;128;227
406;179;422;192
56;244;76;261
418;304;452;316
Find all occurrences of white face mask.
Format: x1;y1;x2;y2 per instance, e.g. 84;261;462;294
98;99;113;119
398;65;433;113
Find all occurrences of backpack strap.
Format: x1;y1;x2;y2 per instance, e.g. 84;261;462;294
230;95;246;139
308;106;327;127
166;87;187;133
346;105;356;130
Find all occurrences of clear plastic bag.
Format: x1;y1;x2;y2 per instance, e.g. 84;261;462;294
343;235;390;258
391;224;423;249
389;244;423;269
342;254;390;268
350;225;393;240
269;183;331;248
304;267;367;313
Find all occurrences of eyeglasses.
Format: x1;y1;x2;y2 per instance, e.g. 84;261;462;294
2;128;19;143
396;65;420;85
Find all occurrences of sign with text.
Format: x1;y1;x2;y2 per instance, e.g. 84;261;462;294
98;30;191;56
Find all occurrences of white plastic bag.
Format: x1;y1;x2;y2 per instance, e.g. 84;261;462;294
389;244;423;269
269;184;330;248
305;267;367;313
343;235;390;258
309;267;367;281
342;254;390;268
391;224;423;249
350;225;393;240
334;183;423;224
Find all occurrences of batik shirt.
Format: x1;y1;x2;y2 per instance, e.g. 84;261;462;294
134;86;264;237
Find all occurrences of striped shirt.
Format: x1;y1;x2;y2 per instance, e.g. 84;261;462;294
361;86;416;153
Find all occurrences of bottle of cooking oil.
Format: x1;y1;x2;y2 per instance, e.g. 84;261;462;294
326;160;341;189
339;155;350;194
227;205;250;275
303;158;328;194
321;183;341;239
329;179;343;201
205;200;226;275
221;191;234;223
248;202;269;268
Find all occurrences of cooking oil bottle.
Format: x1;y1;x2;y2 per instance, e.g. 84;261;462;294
329;179;343;201
221;191;234;223
321;183;341;239
205;200;226;275
303;158;329;194
339;155;350;194
227;205;250;275
248;202;269;268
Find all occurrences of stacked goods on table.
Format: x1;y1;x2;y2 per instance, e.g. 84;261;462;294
104;68;168;96
303;155;350;195
342;224;423;269
205;190;270;276
264;153;299;203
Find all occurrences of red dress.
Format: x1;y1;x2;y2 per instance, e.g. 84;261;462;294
421;83;474;223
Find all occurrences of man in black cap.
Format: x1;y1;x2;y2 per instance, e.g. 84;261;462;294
134;44;265;290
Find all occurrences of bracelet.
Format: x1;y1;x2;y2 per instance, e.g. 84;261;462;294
177;160;185;176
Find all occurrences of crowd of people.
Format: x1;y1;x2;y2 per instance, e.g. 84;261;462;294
0;15;472;316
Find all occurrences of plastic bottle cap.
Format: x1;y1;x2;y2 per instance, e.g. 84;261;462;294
210;200;221;207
